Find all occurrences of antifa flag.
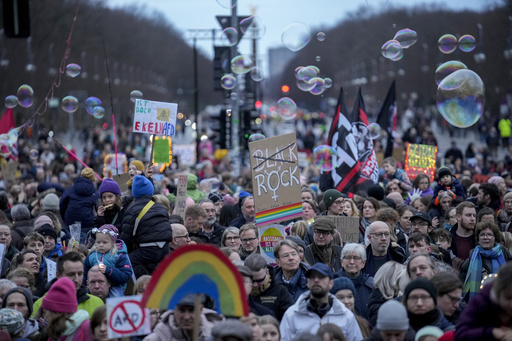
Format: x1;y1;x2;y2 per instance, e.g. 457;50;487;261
319;88;379;195
376;80;397;158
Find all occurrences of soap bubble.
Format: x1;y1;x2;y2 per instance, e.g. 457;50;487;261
5;95;18;108
368;123;382;139
248;133;265;142
316;56;321;62
231;55;252;74
17;85;34;108
48;131;54;137
61;96;79;113
230;92;238;100
458;34;476;52
29;149;39;160
239;16;266;39
220;74;236;90
250;66;264;82
381;40;403;60
93;106;105;119
65;63;81;77
281;22;311;52
216;0;236;9
296;66;317;82
317;32;326;41
438;34;458;54
324;78;333;88
309;77;326;95
435;61;468;86
277;97;297;120
221;27;238;47
85;97;102;115
130;90;143;103
436;69;485;128
313;145;337;171
296;79;316;91
393;28;417;48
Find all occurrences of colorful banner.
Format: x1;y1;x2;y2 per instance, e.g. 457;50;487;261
133;99;177;136
405;143;438;181
258;224;286;266
249;133;303;227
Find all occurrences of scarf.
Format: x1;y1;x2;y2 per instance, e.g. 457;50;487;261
239;246;260;261
408;308;441;332
310;241;333;266
463;244;505;300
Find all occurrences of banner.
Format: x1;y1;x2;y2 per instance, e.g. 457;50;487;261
249;133;303;227
258;224;286;266
133;99;177;136
376;80;397;158
325;216;360;243
405;144;438;181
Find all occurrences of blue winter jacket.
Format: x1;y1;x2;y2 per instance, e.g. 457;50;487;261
60;177;99;229
84;240;132;288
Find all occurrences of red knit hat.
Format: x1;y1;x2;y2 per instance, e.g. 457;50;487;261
41;277;77;313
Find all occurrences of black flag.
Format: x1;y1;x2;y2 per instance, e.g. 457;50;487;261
376;80;397;158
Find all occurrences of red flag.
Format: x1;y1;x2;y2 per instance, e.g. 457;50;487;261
0;108;14;134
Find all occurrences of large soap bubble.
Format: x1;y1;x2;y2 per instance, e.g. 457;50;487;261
313;145;337;171
393;28;417;48
436;69;485;128
281;22;311;52
435;61;468;86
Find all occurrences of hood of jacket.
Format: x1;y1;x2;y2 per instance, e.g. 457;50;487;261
294;291;351;317
62;310;89;336
152;310;214;341
187;174;198;190
74;177;97;197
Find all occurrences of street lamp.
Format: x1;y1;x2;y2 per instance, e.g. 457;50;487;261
474;23;486;64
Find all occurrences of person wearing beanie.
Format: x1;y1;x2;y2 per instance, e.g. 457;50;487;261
208;192;224;220
42;193;60;212
431;167;465;210
37;224;63;262
322;189;347;216
36;277;92;341
93;178;126;232
280;262;363;341
121;176;172;277
488;175;507;197
304;217;343;272
127;160;145;187
414;326;444;341
81;167;97;184
2;287;40;338
0;308;25;339
59;166;100;243
368;184;385;201
363;300;415;341
402;278;454;333
33;215;53;230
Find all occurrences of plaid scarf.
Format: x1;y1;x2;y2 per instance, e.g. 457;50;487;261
463;244;505;300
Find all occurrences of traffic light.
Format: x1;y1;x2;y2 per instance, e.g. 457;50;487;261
281;85;290;93
3;0;30;38
213;47;231;91
211;109;232;149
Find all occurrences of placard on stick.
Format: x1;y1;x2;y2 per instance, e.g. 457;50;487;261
133;99;177;136
249;133;303;227
258;224;286;266
175;174;188;219
325;216;360;243
107;295;151;339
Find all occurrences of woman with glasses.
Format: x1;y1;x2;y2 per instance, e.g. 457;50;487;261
497;192;512;232
221;227;241;250
459;221;512;301
430;272;464;324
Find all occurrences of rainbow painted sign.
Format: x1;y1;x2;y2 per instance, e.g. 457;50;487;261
405;143;438;181
249;133;303;227
258;224;286;265
140;244;249;317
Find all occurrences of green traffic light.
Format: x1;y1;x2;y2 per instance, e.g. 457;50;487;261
244;134;249;138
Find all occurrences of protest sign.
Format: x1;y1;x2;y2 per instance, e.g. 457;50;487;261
133;99;177;136
175;174;188;218
46;258;57;282
249;133;303;227
258;224;286;266
325;216;360;243
112;173;130;193
173;144;196;166
404;143;437;181
107;295;151;339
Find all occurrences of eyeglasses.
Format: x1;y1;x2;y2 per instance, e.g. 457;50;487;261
241;237;258;243
225;236;240;241
407;295;433;303
174;234;190;239
314;229;332;236
343;256;362;262
479;233;494;239
91;228;117;238
252;273;267;284
411;222;429;227
445;293;462;305
370;232;390;238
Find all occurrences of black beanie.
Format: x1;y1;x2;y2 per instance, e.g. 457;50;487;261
404;278;437;305
367;184;385;201
437;167;452;179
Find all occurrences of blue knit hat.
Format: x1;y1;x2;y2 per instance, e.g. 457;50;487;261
330;276;356;296
132;175;154;199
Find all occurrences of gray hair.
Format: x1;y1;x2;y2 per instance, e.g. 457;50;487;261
221;227;240;246
244;253;267;272
11;204;30;222
0;279;17;293
374;261;407;299
341;243;367;262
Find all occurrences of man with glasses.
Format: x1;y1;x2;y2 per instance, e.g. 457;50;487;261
280;263;362;341
244;253;294;321
364;221;406;276
273;239;309;300
336;243;373;319
169;223;191;253
304;217;343;272
238;223;260;261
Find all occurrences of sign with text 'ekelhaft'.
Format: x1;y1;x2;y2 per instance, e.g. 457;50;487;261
249;133;303;227
405;143;437;181
133;99;177;136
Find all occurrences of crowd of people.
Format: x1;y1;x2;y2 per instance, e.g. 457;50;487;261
1;127;512;341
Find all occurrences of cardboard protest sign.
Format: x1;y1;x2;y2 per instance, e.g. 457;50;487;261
325;216;360;243
46;258;57;282
249;133;303;227
133;99;177;136
175;174;188;218
107;295;152;339
404;144;437;181
113;173;130;193
258;224;286;266
173;144;196;166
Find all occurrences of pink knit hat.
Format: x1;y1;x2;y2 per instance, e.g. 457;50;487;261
41;277;77;313
33;215;54;230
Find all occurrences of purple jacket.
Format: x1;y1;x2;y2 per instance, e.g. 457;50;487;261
455;283;501;341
